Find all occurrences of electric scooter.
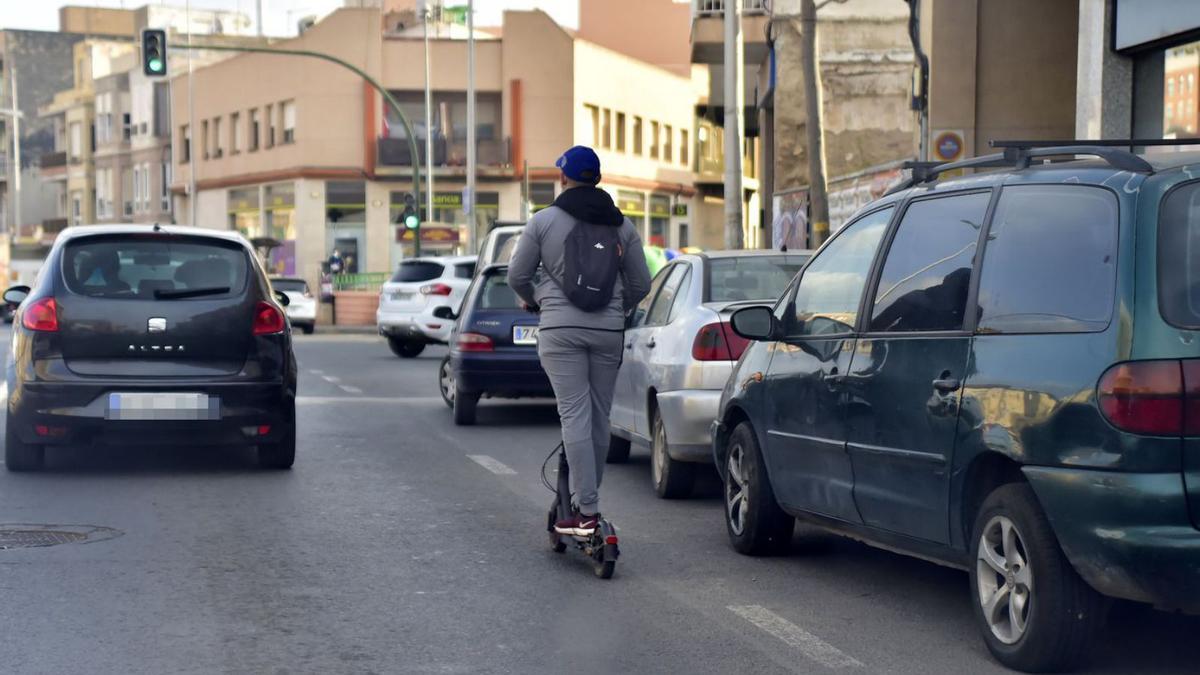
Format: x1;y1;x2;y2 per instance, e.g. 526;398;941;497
543;443;620;579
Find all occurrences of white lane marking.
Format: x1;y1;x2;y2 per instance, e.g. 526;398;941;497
297;396;443;405
0;381;7;402
728;605;863;669
467;455;518;475
339;385;363;394
309;369;325;375
321;375;342;383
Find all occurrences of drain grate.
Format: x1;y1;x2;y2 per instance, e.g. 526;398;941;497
0;524;122;550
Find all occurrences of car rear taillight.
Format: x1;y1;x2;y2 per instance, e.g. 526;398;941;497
1098;360;1185;435
22;297;58;332
252;302;286;335
420;283;453;296
692;321;750;361
456;332;494;352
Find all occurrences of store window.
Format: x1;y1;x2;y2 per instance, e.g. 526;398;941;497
617;190;646;237
649;194;670;247
1163;41;1200;138
391;190;499;258
228;187;260;240
326;181;365;274
530;182;556;213
266;182;296;275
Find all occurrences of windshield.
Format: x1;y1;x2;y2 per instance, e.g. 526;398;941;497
391;261;444;283
61;236;250;300
707;256;808;303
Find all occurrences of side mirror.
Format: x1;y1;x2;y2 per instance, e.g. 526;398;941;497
432;305;457;321
3;286;30;305
730;305;780;341
273;289;291;307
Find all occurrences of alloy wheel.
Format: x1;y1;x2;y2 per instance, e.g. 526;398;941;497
439;359;455;404
652;418;667;487
725;442;748;536
976;515;1033;645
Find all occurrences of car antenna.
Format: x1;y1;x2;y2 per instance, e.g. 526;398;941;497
152;223;162;232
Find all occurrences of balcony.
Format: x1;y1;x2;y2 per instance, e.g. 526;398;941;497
690;0;769;65
41;217;68;238
376;137;513;176
39;151;68;180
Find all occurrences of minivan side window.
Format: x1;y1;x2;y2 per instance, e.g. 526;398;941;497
1158;181;1200;329
978;185;1118;333
785;206;892;337
869;191;990;332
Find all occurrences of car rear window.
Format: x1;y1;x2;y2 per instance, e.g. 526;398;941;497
1160;181;1200;329
455;262;477;279
62;236;250;300
271;279;308;293
391;261;444;283
707;256;807;303
475;273;521;310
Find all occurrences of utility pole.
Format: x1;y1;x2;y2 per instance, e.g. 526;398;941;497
723;0;744;250
256;0;264;37
187;0;197;227
423;7;434;227
800;0;831;245
10;67;21;236
465;0;476;254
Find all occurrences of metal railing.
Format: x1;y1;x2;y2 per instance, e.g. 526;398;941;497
377;136;511;168
333;272;390;292
693;0;768;17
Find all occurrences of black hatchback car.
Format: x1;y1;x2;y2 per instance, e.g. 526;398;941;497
717;144;1200;672
4;226;298;471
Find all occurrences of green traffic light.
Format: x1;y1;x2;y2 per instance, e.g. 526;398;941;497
404;214;419;229
148;58;163;73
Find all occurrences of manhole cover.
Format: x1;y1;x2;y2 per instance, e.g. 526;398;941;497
0;524;122;550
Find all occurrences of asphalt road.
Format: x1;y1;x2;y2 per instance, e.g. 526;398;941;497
1;329;1198;674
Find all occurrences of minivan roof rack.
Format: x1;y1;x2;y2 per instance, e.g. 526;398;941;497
887;140;1166;196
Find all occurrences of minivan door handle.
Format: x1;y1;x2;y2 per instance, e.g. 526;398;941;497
932;376;961;393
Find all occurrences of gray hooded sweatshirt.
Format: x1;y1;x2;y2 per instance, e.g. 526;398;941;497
507;186;652;331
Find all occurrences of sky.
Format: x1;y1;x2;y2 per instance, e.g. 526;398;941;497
0;1;579;37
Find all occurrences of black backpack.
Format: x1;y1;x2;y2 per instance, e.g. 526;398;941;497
560;222;623;312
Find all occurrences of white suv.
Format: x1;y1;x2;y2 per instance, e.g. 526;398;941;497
376;256;476;357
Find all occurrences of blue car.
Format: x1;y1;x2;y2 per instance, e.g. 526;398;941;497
439;264;552;425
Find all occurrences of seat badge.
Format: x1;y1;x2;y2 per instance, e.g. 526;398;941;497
148;317;167;333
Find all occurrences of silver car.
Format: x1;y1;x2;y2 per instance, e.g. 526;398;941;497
609;250;811;498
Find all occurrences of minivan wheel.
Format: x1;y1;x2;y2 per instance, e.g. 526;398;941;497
453;384;479;426
438;356;455;408
651;410;694;499
724;422;793;555
606;434;631;464
969;483;1108;672
5;421;45;472
388;337;425;358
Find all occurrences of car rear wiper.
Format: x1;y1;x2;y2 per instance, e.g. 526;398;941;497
154;286;231;299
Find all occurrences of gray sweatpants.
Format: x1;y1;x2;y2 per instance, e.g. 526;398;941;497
537;327;624;516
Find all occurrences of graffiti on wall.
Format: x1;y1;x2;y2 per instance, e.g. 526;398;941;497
772;163;907;250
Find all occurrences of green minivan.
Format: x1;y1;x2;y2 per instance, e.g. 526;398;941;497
715;144;1200;672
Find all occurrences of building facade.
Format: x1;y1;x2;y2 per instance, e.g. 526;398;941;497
172;6;741;295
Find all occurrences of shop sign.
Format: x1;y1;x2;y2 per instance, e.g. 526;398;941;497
397;226;461;244
672;204;688;217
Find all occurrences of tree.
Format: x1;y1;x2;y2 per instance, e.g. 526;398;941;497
796;0;846;246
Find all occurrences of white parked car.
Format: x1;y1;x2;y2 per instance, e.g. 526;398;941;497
476;225;524;268
270;277;318;334
609;250;811;498
376;256;477;357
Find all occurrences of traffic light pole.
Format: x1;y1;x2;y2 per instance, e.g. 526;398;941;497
172;42;425;255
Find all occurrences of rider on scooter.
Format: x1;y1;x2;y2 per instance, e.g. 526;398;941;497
508;146;652;536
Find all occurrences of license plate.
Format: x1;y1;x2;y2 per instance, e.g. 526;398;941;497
391;292;413;302
512;326;539;345
106;393;218;421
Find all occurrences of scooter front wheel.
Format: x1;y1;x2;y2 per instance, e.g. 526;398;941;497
593;558;616;579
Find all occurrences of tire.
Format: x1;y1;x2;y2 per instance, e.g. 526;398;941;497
258;399;296;469
301;324;315;335
453;384;478;426
388;337;425;358
5;420;44;472
650;409;694;499
723;422;793;556
594;559;616;579
438;356;455;408
606;434;631;464
969;483;1108;673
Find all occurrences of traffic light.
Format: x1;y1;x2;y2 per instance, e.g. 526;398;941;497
142;29;167;77
402;192;419;229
